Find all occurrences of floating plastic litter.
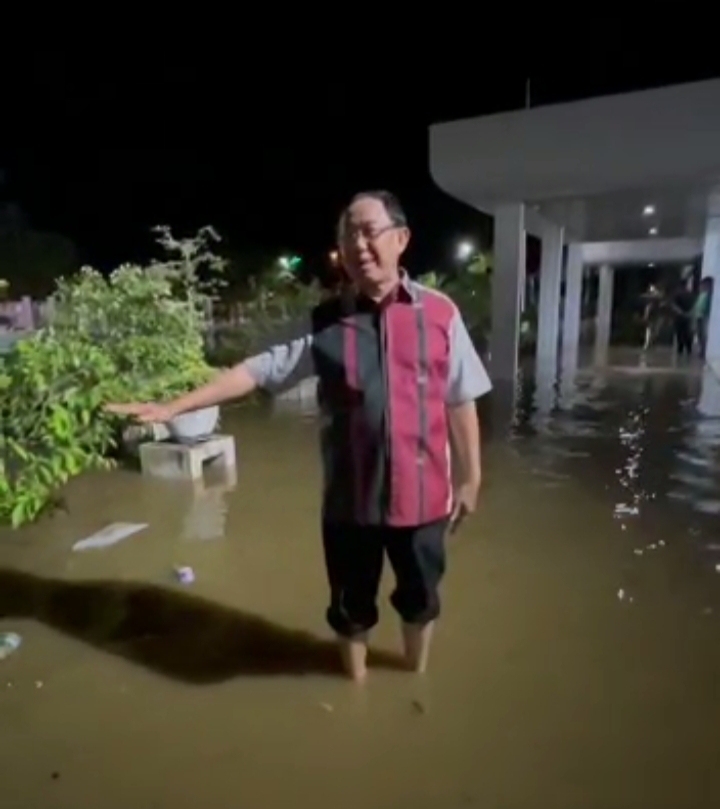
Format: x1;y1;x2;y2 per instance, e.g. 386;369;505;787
0;633;22;661
174;566;195;584
72;523;148;552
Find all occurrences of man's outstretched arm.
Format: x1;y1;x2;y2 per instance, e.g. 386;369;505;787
107;318;314;421
157;362;261;419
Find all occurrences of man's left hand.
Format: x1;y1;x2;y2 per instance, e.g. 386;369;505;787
449;478;480;534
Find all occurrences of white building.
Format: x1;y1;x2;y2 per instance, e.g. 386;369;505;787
430;78;720;407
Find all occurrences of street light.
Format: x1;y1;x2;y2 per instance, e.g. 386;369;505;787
643;205;656;216
649;227;658;236
456;241;474;261
278;255;302;271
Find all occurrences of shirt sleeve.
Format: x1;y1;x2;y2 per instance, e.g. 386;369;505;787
241;314;315;395
446;308;492;405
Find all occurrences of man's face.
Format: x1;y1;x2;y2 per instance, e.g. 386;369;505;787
338;197;410;289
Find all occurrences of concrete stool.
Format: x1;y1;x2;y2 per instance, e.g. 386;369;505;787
139;435;236;481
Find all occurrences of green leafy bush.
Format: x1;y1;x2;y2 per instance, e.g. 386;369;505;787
207;264;323;365
1;228;223;529
52;264;214;401
1;331;117;527
418;252;491;344
2;226;326;528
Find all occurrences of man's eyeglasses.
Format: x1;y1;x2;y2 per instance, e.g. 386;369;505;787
341;223;399;244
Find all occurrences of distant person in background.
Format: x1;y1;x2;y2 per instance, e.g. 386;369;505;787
693;277;713;359
671;282;695;357
641;284;664;351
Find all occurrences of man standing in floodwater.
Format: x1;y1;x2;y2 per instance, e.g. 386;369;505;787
107;191;492;682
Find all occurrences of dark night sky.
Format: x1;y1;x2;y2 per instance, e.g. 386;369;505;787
2;59;720;276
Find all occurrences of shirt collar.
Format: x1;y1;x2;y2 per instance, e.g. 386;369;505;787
342;269;417;314
396;270;417;303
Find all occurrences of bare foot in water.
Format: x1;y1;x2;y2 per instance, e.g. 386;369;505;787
402;622;434;673
339;635;369;683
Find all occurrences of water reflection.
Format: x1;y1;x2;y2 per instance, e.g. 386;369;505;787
533;358;557;425
514;359;609;442
668;406;720;518
514;350;720;525
613;406;649;526
509;351;720;607
697;365;720;417
181;468;237;542
485;373;522;437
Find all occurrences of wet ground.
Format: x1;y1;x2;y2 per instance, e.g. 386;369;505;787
1;348;720;808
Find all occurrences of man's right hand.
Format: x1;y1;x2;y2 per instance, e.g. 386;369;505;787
104;364;259;426
104;402;177;424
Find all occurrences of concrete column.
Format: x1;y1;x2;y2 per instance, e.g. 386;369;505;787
535;222;564;365
583;266;593;309
594;264;614;364
698;366;720;417
534;358;557;423
561;243;584;372
490;203;525;383
700;203;720;415
701;195;720;364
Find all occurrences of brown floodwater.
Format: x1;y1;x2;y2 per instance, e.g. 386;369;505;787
2;348;720;808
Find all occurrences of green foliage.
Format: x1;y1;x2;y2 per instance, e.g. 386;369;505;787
52;265;214;401
418;251;492;340
220;247;279;299
1;227;223;529
419;253;541;352
208;260;323;364
1;332;117;527
150;225;227;301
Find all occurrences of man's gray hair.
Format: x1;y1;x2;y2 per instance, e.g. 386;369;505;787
337;190;408;237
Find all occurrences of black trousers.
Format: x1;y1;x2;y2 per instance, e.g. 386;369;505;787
322;518;449;637
675;317;694;355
